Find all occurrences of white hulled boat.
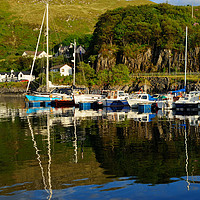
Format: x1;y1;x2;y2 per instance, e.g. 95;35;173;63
127;93;157;109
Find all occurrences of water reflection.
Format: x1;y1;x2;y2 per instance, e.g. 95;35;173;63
184;121;190;191
1;97;200;199
27;115;52;199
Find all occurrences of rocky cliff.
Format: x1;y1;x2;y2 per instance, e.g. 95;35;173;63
96;47;200;73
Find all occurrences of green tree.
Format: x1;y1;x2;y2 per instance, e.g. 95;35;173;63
96;64;130;87
96;69;109;87
110;64;130;86
76;62;96;86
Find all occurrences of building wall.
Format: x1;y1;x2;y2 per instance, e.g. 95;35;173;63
60;65;72;76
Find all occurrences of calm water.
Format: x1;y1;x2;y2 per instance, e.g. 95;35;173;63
0;95;200;200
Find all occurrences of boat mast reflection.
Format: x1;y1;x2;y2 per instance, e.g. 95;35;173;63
184;120;190;191
27;114;52;200
73;112;78;163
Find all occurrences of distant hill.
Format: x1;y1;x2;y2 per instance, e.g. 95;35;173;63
0;0;155;63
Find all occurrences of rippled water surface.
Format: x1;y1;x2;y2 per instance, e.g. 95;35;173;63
0;95;200;200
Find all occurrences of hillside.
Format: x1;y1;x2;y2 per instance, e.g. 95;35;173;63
90;4;200;74
0;0;155;63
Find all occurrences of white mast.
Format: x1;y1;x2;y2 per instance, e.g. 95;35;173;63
73;39;76;86
185;26;187;89
46;2;49;92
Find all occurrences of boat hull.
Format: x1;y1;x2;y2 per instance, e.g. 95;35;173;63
51;99;75;108
103;99;129;107
25;94;62;101
127;99;154;109
174;102;200;111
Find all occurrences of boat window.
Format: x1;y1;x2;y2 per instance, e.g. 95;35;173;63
142;117;147;121
141;95;147;99
119;92;124;97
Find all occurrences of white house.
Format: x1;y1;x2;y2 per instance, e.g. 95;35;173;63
0;70;35;82
18;71;35;81
0;72;9;82
50;64;72;76
60;64;72;76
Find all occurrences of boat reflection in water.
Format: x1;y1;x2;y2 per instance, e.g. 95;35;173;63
2;98;200;199
27;114;53;200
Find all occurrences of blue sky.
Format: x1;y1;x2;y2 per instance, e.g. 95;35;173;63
151;0;200;6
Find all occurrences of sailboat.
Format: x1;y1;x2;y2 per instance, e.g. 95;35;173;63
173;26;200;112
25;3;71;102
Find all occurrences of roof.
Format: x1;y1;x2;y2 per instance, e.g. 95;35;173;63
50;65;63;70
0;71;31;75
21;71;31;75
75;45;86;54
0;72;8;75
12;72;20;76
51;64;71;70
23;51;46;56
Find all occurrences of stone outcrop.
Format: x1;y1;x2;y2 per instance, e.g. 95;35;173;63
101;77;200;95
96;47;200;73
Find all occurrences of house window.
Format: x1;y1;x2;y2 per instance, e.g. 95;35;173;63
62;69;64;72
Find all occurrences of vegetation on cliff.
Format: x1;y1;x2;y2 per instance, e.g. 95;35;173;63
90;4;200;73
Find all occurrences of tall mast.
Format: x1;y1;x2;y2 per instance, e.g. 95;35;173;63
46;2;49;92
185;26;187;89
73;39;76;86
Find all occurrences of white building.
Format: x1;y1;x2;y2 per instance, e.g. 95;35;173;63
0;70;35;82
50;64;72;76
18;71;35;81
60;64;72;76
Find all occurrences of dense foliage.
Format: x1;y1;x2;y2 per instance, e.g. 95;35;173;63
92;4;200;53
89;3;200;74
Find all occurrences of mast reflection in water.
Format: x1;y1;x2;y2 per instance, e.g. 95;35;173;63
0;96;200;199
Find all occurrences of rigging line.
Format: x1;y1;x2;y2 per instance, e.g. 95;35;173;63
48;9;66;64
26;6;47;92
48;8;63;56
27;116;49;194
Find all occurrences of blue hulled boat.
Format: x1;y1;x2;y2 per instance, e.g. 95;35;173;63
25;94;62;101
102;90;129;107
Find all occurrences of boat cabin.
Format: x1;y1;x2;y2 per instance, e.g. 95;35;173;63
106;90;128;99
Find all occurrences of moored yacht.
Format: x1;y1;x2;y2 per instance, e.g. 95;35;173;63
101;90;129;107
127;93;157;109
173;91;200;111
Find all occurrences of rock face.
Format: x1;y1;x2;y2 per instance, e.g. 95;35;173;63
103;77;200;95
96;47;200;73
122;48;153;72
